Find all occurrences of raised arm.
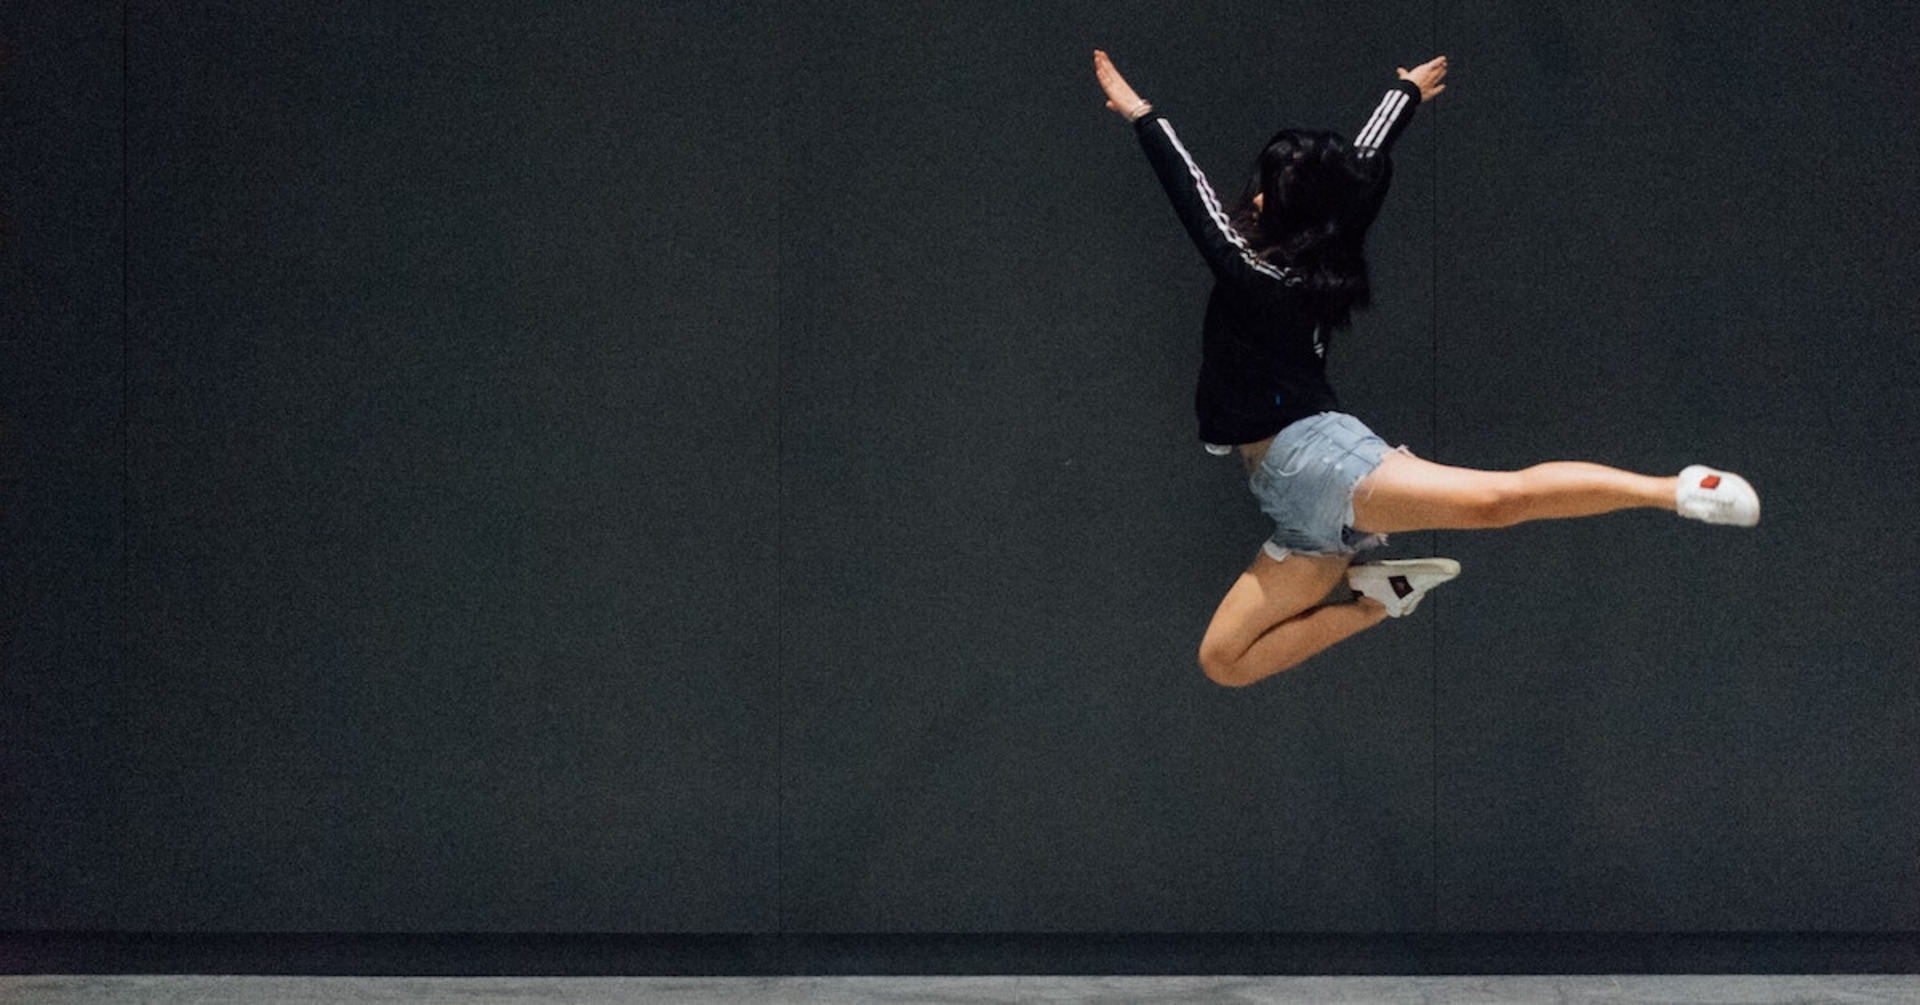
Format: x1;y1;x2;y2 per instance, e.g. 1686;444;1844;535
1095;50;1295;286
1348;56;1447;231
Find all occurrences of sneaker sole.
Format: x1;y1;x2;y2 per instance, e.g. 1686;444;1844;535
1357;558;1461;579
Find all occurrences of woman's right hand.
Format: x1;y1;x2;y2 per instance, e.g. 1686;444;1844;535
1094;50;1151;120
1397;55;1448;102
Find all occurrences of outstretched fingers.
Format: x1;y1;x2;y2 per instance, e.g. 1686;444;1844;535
1397;55;1449;101
1093;49;1147;118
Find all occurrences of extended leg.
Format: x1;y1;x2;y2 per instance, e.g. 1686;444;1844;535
1351;453;1678;535
1197;550;1388;688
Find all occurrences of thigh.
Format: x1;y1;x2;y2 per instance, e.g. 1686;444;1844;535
1350;451;1514;534
1201;549;1354;658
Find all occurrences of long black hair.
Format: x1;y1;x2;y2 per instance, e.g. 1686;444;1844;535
1228;128;1378;330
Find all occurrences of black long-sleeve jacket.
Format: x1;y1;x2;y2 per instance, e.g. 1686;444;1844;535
1132;81;1422;447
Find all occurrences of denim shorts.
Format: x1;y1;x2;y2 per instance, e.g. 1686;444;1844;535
1248;411;1395;559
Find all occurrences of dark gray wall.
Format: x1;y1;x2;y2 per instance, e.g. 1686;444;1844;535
2;1;127;929
1432;2;1920;930
4;0;1916;936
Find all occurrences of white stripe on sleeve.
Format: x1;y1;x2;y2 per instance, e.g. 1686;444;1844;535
1154;119;1292;282
1354;90;1409;150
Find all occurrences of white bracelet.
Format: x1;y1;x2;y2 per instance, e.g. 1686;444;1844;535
1128;101;1153;121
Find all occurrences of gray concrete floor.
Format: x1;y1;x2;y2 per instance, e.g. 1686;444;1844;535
1;975;1918;1004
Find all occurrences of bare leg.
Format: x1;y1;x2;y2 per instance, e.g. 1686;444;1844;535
1198;550;1389;687
1352;452;1678;535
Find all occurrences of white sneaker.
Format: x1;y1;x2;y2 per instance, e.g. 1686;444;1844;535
1676;465;1760;527
1347;558;1461;618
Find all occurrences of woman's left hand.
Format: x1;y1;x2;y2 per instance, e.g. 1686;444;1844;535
1094;50;1151;120
1397;55;1448;102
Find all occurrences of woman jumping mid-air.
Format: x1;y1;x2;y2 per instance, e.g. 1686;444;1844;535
1093;50;1759;688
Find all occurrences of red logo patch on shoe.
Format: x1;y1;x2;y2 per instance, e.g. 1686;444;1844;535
1700;475;1722;490
1389;575;1414;599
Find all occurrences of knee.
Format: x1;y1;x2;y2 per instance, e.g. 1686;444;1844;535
1197;646;1260;688
1462;477;1529;528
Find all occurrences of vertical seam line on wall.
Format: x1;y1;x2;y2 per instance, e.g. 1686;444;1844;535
776;255;787;938
774;221;785;941
121;0;132;706
118;0;135;905
1428;0;1443;935
773;60;789;939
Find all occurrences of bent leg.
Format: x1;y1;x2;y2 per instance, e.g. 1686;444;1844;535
1351;452;1678;535
1198;550;1389;688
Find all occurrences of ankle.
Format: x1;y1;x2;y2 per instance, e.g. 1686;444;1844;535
1657;475;1683;511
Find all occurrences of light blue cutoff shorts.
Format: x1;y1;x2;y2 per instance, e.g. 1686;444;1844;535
1247;411;1398;560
